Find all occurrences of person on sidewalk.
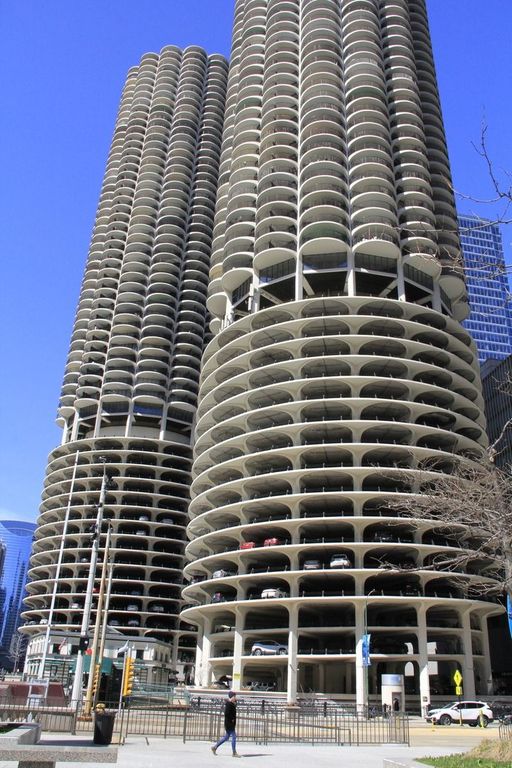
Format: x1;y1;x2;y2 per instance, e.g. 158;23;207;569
211;690;240;757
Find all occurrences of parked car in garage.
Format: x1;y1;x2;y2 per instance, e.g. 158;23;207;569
303;559;322;570
251;640;288;656
329;553;352;568
212;568;237;578
261;587;289;599
263;537;283;547
240;541;257;549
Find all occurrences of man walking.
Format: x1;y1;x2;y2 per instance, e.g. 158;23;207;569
211;690;240;757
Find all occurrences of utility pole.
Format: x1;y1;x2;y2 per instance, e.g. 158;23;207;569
83;521;112;715
70;457;109;706
93;560;114;710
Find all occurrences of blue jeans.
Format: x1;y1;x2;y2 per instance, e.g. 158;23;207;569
214;729;237;752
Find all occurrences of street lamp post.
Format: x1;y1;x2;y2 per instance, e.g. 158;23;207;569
84;521;112;715
70;457;109;706
363;589;376;715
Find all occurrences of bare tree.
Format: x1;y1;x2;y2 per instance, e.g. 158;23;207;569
8;631;28;675
386;456;512;598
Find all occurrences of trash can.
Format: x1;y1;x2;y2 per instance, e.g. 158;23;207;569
93;711;116;745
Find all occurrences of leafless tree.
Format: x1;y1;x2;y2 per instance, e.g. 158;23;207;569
8;631;28;674
386;455;512;598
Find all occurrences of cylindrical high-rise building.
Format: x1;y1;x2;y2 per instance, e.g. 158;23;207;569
183;0;501;708
23;46;228;677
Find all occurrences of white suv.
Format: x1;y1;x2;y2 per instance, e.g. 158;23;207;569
426;700;493;726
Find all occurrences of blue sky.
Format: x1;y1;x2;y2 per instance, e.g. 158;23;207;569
0;1;511;524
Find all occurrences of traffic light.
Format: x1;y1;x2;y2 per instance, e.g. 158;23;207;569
91;663;101;697
122;655;135;697
78;635;89;653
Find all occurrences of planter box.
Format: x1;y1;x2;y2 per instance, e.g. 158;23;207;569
0;722;41;744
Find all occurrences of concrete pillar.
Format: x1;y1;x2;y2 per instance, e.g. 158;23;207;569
318;664;326;693
480;616;493;694
295;255;303;301
232;610;244;691
397;260;406;301
417;606;430;716
461;610;476;699
355;601;365;713
201;617;213;687
432;281;441;312
250;275;260;313
346;251;355;296
287;605;299;705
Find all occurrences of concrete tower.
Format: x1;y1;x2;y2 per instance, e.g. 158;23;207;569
23;46;228;676
183;0;501;709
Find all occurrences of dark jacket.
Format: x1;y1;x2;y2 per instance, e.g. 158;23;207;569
224;699;237;731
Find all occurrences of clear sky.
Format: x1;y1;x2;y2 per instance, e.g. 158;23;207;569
0;1;511;525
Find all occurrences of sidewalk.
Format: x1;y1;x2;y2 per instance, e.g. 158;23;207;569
0;735;470;768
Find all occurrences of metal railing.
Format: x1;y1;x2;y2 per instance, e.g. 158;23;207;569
0;698;409;746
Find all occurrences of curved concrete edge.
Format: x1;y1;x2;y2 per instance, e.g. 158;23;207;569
384;760;429;768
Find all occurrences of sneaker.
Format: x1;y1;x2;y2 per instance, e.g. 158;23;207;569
211;746;217;755
232;753;241;758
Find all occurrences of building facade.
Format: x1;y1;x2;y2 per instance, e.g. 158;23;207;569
459;214;512;364
481;355;512;471
22;46;228;677
0;521;35;670
182;0;503;709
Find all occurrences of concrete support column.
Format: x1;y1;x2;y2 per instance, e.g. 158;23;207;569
461;610;476;699
417;606;430;716
355;601;365;714
295;256;303;302
250;275;260;313
397;260;406;301
232;610;244;691
432;281;441;312
125;402;135;437
318;664;326;693
200;616;213;687
287;604;299;705
346;253;355;296
480;616;493;694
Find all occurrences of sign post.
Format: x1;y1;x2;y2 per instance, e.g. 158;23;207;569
453;670;463;725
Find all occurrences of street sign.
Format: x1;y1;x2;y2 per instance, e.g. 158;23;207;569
455;685;462;696
453;670;463;686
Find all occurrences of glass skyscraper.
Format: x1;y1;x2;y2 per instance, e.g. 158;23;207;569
459;214;512;364
0;521;35;669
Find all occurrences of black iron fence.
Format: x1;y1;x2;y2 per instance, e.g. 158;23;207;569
0;698;409;746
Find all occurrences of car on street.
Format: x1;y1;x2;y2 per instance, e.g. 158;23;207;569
251;640;288;656
426;700;493;726
261;587;289;599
